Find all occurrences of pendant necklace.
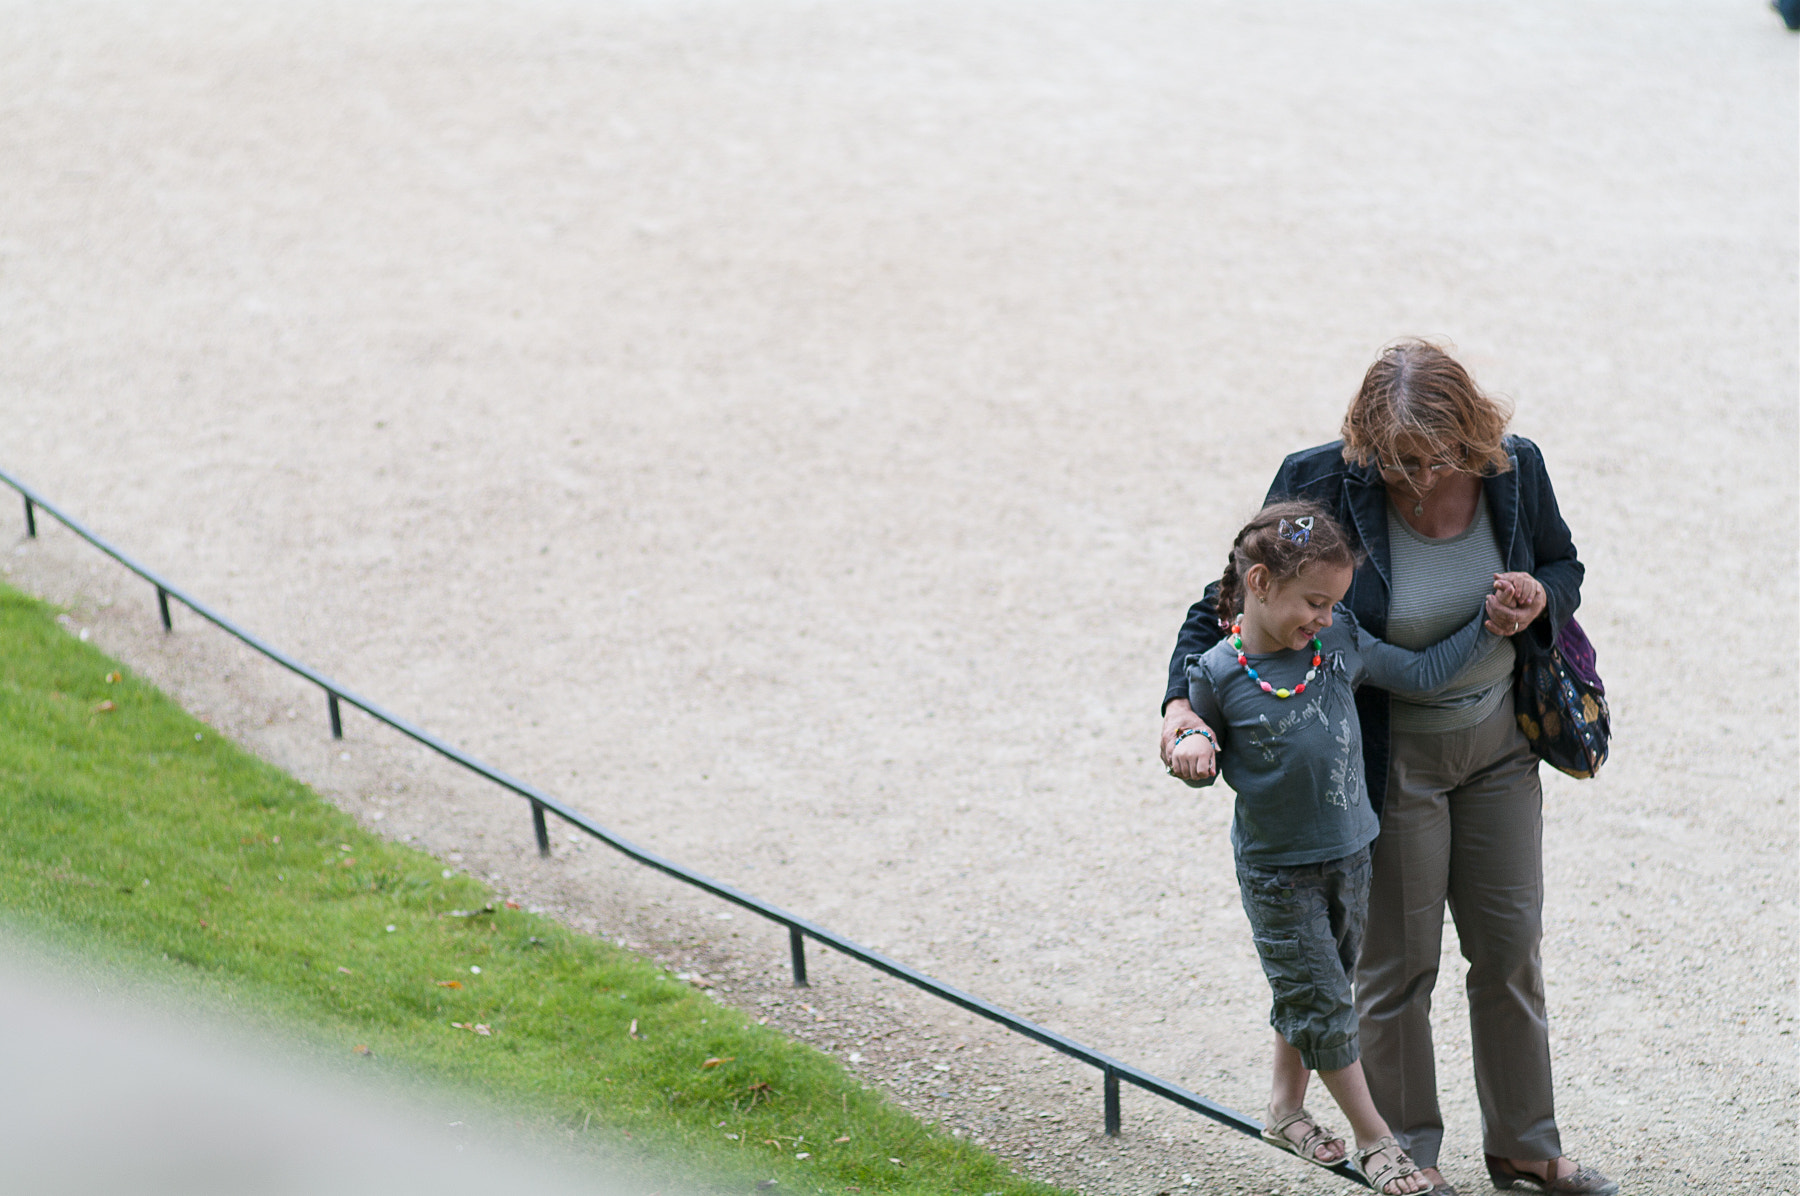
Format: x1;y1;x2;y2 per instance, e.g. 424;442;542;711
1230;617;1322;699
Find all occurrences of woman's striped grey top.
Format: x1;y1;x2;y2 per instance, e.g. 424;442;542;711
1383;493;1517;733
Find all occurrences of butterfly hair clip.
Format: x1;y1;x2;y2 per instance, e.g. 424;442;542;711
1278;516;1313;545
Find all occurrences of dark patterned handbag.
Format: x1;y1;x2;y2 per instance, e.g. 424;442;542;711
1515;616;1610;778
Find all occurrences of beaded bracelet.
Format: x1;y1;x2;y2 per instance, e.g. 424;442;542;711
1173;726;1216;748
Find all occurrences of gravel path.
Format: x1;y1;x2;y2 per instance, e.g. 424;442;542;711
2;3;1794;1194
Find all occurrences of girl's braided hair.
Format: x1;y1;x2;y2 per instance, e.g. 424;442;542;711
1216;500;1361;631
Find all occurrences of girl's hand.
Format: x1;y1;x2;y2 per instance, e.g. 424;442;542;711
1160;699;1203;767
1486;571;1547;636
1170;731;1217;783
1161;701;1218;781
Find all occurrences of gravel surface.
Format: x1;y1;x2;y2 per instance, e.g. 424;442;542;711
1;3;1794;1194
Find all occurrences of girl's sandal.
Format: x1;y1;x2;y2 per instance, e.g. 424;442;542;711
1354;1136;1432;1195
1260;1107;1346;1167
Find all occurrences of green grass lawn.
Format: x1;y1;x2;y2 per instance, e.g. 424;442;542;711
0;582;1067;1196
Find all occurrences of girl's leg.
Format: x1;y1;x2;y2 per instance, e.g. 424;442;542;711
1315;1060;1431;1195
1268;1030;1311;1112
1266;1031;1345;1163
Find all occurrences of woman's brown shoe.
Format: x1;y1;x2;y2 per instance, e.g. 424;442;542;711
1485;1155;1619;1196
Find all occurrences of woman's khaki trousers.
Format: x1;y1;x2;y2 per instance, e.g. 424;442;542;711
1355;691;1563;1169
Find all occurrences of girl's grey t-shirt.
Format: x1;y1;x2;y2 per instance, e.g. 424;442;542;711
1185;607;1490;867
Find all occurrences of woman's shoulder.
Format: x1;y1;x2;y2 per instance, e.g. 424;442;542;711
1501;434;1549;473
1268;441;1357;506
1276;440;1351;478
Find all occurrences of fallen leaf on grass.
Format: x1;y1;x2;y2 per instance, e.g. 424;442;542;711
435;980;463;989
504;900;521;909
755;1179;778;1190
93;699;115;713
702;1056;736;1069
337;966;353;975
450;1022;491;1036
628;1018;642;1039
833;1136;850;1143
888;1158;905;1167
105;672;121;683
353;1044;374;1057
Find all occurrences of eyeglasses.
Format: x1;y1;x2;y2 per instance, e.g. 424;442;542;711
1377;450;1465;479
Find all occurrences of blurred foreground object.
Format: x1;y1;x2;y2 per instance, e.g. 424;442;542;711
0;933;660;1196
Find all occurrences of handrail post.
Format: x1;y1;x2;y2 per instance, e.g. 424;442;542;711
327;692;342;739
156;587;172;632
531;801;550;857
789;926;809;987
22;496;34;538
1104;1066;1121;1137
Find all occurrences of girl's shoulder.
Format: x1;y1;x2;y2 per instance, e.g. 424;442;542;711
1324;604;1363;642
1185;638;1254;708
1185;635;1240;676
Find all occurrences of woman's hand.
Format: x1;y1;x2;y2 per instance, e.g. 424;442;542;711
1486;571;1547;636
1161;700;1218;782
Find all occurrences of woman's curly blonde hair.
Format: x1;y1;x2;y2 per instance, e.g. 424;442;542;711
1341;339;1514;477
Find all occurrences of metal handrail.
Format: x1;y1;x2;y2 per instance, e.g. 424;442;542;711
2;466;1363;1186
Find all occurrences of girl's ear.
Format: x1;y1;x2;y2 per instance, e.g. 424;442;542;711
1244;562;1272;604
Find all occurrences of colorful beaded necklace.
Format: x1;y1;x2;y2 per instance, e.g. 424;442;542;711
1230;616;1322;699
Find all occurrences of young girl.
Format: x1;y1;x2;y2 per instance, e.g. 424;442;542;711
1177;501;1495;1196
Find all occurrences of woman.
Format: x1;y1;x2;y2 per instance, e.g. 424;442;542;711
1160;341;1615;1196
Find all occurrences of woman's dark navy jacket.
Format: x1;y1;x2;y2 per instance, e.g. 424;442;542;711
1162;435;1583;818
